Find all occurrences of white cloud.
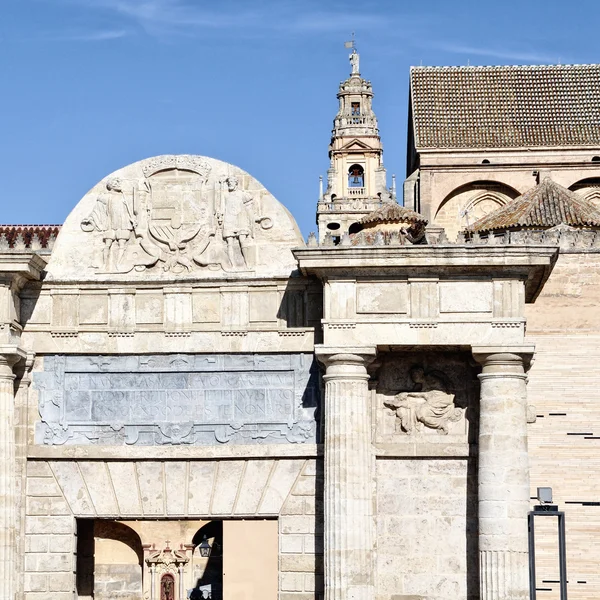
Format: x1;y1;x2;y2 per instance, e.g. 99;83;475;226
49;0;390;36
432;42;560;64
55;28;130;41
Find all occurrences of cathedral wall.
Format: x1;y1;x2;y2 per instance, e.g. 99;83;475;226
526;251;600;600
419;161;600;239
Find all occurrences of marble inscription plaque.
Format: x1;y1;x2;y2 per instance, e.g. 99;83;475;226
34;354;320;446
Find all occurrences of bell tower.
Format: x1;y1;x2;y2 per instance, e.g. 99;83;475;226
317;47;394;242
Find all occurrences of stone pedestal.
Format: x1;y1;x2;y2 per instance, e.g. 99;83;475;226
0;351;22;600
474;349;533;600
317;347;376;600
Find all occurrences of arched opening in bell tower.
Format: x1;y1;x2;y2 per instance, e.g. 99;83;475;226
348;164;364;188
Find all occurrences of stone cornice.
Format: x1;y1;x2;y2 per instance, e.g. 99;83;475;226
0;252;47;284
293;245;558;302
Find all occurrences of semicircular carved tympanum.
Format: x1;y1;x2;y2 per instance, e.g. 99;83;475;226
570;178;600;208
434;181;520;241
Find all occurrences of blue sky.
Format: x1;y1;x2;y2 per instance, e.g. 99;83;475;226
1;0;599;236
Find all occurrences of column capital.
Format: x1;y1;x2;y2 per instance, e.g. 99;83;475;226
315;346;377;383
472;345;534;373
0;346;26;379
315;345;377;367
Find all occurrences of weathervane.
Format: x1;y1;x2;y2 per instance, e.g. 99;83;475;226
345;32;359;75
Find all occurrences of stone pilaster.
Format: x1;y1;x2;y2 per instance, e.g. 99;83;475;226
0;351;23;600
473;348;533;600
317;347;376;600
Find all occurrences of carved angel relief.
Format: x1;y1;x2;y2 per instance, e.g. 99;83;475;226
383;366;463;435
80;156;273;274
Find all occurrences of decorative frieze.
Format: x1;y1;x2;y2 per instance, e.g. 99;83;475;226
33;353;320;447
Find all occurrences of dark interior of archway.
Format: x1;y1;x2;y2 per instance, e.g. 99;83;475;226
348;222;363;235
190;521;223;600
569;177;600;191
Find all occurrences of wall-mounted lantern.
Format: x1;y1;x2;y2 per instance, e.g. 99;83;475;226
198;535;212;558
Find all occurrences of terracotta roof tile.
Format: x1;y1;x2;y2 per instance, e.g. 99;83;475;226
410;64;600;149
359;203;427;226
0;225;60;249
469;178;600;232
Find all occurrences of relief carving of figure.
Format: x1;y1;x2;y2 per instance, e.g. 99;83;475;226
81;177;137;269
384;366;462;435
79;159;273;275
221;175;254;269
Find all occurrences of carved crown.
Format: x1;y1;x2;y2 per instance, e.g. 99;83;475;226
142;155;212;179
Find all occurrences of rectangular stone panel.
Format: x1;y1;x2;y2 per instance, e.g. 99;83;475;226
439;281;493;313
33;353;320;446
135;291;163;324
79;293;108;325
51;293;79;328
22;293;51;325
356;281;408;314
249;290;278;323
192;292;220;323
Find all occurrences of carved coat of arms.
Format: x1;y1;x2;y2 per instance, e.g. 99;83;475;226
80;156;272;274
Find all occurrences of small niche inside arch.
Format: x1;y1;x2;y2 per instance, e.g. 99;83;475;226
481;159;491;165
327;222;341;230
592;156;600;162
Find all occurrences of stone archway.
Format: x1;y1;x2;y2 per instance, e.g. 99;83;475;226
92;521;144;600
569;177;600;207
434;180;520;240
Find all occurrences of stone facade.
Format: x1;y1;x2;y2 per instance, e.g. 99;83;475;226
1;56;599;600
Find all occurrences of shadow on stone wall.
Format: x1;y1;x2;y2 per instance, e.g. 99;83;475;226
190;521;223;600
314;458;325;600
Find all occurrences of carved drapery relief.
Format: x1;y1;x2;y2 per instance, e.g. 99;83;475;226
80;156;273;275
33;354;320;446
376;353;476;440
384;366;463;434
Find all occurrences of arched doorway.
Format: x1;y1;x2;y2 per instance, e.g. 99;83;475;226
161;573;176;600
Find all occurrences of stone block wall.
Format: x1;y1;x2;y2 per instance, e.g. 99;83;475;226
94;564;141;600
525;251;600;600
279;459;324;600
22;462;75;600
375;458;477;600
528;334;600;600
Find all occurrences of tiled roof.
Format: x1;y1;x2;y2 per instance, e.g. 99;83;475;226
359;203;427;226
0;225;60;249
410;64;600;149
469;178;600;232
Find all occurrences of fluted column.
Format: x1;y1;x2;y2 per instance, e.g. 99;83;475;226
0;352;20;600
473;349;533;600
317;347;376;600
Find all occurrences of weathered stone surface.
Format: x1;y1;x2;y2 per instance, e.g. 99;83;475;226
45;155;304;282
34;353;320;446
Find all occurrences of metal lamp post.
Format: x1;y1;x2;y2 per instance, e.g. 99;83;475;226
528;487;568;600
